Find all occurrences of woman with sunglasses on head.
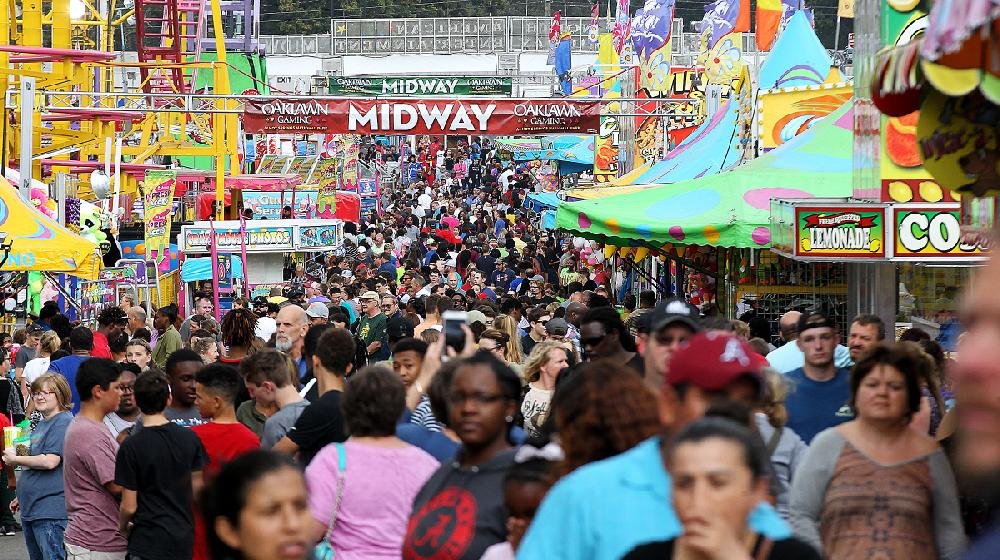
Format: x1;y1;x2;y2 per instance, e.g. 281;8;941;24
4;373;74;559
403;351;522;560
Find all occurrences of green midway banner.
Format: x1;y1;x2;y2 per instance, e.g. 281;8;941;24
328;76;513;97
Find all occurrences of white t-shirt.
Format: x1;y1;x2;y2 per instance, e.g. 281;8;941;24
499;169;514;188
23;356;51;385
255;316;277;342
417;192;432;209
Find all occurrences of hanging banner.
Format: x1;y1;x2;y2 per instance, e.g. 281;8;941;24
341;135;360;192
314;157;339;219
795;207;887;258
328;76;514;97
243;98;603;136
143;170;177;259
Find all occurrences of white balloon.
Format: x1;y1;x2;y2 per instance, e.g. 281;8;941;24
572;237;586;249
593;252;605;264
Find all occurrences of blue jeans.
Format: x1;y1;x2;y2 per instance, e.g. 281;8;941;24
22;518;67;560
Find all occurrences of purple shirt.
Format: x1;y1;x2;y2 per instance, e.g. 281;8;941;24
306;441;439;560
63;416;128;552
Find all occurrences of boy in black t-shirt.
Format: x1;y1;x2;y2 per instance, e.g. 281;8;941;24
116;372;206;560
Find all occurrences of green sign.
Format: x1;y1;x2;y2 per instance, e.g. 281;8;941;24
328;76;513;97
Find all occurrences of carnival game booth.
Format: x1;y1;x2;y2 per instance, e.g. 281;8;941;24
177;219;344;318
557;101;857;336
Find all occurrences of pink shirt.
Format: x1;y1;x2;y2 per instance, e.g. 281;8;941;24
306;441;439;560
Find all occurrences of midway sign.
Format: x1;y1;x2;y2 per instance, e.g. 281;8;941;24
243;98;603;136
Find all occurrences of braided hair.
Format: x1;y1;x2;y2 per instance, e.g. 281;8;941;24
221;307;260;352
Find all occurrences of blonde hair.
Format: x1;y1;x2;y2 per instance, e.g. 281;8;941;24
759;367;789;428
31;373;73;412
38;330;61;355
522;341;570;383
190;336;216;357
732;320;751;340
492;314;524;364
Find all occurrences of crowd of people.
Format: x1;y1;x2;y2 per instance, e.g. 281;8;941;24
0;135;998;560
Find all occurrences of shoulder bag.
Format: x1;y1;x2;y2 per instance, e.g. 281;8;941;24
314;442;347;560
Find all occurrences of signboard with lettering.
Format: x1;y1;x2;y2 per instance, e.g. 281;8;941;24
243;98;602;136
181;225;295;252
795;207;887;259
180;220;344;253
298;224;341;249
892;205;989;261
242;191;318;220
328;76;513;97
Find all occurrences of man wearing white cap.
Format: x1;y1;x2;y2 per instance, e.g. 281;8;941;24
356;291;389;363
305;302;329;327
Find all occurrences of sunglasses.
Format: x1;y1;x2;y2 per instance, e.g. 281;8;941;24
581;333;608;348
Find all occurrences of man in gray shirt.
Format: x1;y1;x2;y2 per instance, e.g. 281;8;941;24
241;349;309;448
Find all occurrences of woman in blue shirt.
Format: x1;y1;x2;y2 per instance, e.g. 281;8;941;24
4;373;74;560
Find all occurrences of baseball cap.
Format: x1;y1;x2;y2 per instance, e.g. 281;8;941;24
359;291;380;301
305;302;329;319
797;312;837;335
467;310;489;326
26;323;44;335
644;299;701;334
545;318;569;336
667;331;766;391
387;314;415;340
530;275;546;283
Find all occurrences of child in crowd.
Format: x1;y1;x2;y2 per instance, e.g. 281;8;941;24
480;442;562;560
191;363;261;560
116;372;207;560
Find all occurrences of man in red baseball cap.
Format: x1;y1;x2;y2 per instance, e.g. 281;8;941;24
663;331;768;427
519;332;787;560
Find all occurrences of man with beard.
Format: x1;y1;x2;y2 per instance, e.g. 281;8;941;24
105;364;140;440
847;313;885;362
952;255;1000;557
274;305;309;380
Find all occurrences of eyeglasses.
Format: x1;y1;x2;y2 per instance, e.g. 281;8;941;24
120;384;135;393
446;392;505;405
32;390;56;399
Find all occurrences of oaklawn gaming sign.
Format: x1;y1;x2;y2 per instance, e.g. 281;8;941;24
242;98;602;136
328;76;513;97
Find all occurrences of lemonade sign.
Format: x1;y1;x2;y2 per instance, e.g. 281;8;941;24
795;207;886;259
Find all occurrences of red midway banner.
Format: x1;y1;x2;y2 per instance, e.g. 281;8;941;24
243;98;603;135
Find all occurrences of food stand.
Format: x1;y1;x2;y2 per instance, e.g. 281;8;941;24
178;219;344;318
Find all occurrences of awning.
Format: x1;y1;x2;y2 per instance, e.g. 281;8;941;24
181;256;245;282
556;101;855;248
524;192;561;212
0;182;101;279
